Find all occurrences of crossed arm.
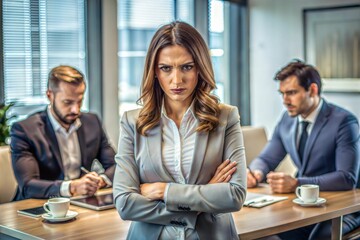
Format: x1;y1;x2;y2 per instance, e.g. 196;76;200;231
140;159;237;201
113;107;246;227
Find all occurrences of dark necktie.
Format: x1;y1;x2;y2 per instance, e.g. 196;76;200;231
298;121;309;162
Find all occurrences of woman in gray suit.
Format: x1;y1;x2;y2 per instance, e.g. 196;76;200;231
113;21;247;240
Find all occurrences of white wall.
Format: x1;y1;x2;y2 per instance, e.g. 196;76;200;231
249;0;360;137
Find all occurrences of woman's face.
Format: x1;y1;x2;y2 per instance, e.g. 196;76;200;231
155;44;198;109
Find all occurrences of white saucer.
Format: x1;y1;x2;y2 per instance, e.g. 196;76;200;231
293;197;326;207
42;210;78;222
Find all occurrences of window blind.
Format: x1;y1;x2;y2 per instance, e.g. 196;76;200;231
2;0;86;108
117;0;194;116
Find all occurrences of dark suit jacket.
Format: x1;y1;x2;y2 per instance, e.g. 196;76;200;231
250;99;360;191
10;110;116;200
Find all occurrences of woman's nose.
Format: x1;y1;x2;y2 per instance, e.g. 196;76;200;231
172;70;183;85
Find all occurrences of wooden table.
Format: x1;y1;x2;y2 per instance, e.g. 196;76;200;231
235;185;360;240
0;185;359;240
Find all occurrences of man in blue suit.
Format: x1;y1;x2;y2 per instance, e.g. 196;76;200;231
248;60;360;239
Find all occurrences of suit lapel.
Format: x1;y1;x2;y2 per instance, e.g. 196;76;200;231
43;111;63;171
77;123;87;168
146;122;174;182
286;119;301;166
300;101;330;175
188;131;209;184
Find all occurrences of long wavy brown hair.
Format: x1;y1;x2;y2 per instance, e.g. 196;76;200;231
136;21;220;136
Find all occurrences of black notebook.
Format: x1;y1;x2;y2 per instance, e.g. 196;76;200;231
18;206;47;218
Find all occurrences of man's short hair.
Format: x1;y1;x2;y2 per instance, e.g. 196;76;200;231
274;59;322;95
48;65;85;91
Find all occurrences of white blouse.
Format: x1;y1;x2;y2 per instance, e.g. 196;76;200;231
160;101;199;240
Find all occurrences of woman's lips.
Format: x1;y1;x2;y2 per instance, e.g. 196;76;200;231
171;88;185;94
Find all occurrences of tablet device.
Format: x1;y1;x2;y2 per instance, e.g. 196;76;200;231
17;206;47;218
70;193;114;211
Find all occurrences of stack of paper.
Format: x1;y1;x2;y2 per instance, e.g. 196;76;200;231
244;192;288;208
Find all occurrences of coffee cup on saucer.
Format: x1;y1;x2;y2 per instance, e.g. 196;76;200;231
43;198;70;218
295;184;319;203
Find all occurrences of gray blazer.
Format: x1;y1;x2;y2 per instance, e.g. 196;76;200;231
113;104;247;240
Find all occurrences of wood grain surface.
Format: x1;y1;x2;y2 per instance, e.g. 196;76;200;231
1;185;359;240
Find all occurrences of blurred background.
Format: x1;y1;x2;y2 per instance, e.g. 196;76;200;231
1;0;359;147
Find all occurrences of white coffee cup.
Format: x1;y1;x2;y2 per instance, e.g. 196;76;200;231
43;198;70;218
295;184;319;203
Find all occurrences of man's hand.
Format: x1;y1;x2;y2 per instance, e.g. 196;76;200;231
208;159;237;184
98;177;107;188
266;171;298;193
247;169;263;188
70;172;102;196
140;182;167;201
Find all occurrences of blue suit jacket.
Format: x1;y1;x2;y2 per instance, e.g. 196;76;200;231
10;110;116;200
250;100;360;190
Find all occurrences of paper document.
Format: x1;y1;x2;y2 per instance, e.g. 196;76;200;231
244;193;288;208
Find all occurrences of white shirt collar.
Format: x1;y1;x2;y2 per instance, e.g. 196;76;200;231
47;105;82;134
161;98;196;120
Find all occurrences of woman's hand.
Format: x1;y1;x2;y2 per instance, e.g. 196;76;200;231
208;159;237;184
140;159;237;200
140;182;167;201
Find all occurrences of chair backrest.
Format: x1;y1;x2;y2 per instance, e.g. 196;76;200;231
242;126;298;177
241;126;268;166
0;146;18;203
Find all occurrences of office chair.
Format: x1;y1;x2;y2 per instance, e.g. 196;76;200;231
241;126;297;177
0;146;18;203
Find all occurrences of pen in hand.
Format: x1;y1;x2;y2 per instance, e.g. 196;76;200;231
247;167;259;186
81;167;103;188
80;166;90;174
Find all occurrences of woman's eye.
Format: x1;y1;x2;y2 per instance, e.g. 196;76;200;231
182;65;193;71
160;66;171;72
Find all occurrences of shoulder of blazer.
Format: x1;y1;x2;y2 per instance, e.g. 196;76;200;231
122;108;142;125
122;105;240;129
13;110;47;130
218;103;239;126
218;103;236;113
324;100;357;120
313;99;358;129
